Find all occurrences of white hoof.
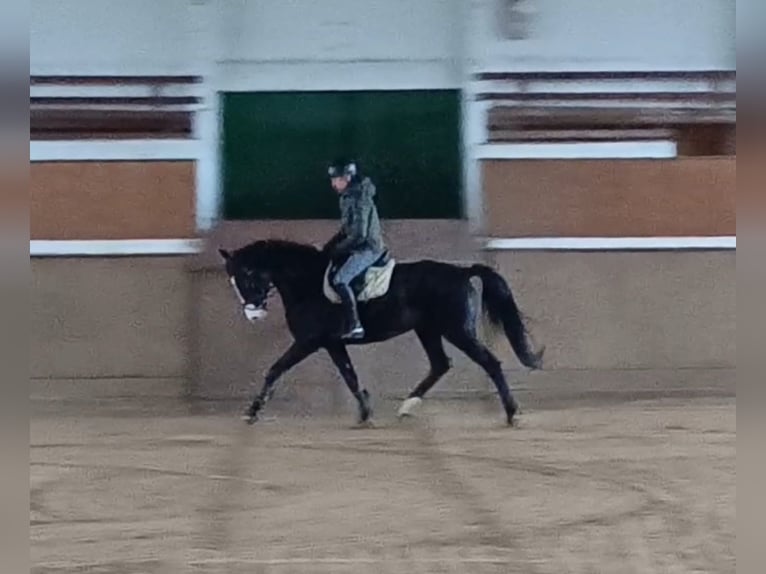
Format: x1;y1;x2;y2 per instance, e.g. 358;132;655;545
398;397;422;418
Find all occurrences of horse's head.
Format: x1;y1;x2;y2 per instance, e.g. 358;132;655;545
219;248;274;322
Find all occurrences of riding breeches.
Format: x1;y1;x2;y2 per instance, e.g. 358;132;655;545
331;249;382;287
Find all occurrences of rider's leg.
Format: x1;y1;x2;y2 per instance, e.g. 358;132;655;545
331;250;379;339
333;281;364;339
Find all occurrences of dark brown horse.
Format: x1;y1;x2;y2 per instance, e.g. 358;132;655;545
219;239;543;426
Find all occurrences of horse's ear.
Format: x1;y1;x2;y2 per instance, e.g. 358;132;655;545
218;248;231;261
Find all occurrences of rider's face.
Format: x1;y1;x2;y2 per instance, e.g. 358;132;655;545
330;176;349;193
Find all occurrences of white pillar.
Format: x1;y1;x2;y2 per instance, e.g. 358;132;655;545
190;0;224;232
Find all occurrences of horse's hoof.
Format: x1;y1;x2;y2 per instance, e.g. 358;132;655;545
397;397;422;418
241;413;258;425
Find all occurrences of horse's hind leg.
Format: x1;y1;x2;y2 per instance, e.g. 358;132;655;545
443;330;519;426
326;343;373;424
398;328;451;418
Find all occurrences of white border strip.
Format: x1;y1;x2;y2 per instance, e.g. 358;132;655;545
30;239;204;256
471;78;737;95
485;237;736;251
32;104;199;112
31;85;205;99
30;140;200;162
476;141;677;159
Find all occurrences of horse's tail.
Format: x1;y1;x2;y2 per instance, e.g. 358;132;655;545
469;264;544;370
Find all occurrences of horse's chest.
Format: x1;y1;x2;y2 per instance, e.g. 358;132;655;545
283;303;336;339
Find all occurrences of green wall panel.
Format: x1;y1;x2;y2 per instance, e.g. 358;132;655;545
221;90;462;220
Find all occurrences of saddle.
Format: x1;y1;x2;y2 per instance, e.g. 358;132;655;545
323;250;396;304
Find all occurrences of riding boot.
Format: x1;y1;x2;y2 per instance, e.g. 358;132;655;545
334;283;365;340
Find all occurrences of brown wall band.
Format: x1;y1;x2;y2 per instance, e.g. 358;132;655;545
30;109;194;140
482;157;736;237
31;161;196;240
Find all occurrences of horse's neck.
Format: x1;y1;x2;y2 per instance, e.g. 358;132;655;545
269;257;327;307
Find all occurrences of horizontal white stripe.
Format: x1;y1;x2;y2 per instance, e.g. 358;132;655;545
218;60;461;91
32;237;735;256
188;557;513;566
476;141;677;159
32;103;199;112
31;84;205;99
38;557;514;570
30;239;203;256
472;78;737;95
484;237;736;251
30;140;200;161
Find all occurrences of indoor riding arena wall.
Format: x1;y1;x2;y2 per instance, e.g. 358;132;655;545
31;161;196;240
31;159;736;412
478;155;735;405
30;159;196;399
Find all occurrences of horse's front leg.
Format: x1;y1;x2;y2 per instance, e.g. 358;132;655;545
243;342;317;424
325;343;372;425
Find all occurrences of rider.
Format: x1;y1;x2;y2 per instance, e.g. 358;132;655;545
324;157;386;340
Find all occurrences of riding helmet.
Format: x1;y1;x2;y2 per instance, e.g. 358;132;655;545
327;157;358;179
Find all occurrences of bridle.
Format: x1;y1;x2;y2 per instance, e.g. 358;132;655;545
230;277;276;320
259;283;277;309
243;283;276;307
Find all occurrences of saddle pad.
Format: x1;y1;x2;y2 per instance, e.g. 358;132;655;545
323;258;396;304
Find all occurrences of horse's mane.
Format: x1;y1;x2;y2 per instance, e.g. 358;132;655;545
233;238;326;271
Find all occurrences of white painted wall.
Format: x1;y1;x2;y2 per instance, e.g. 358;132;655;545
468;0;736;72
215;0;464;90
31;0;206;75
31;0;465;88
220;0;459;63
31;1;735;80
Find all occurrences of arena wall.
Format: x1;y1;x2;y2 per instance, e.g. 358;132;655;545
468;0;735;72
31;161;197;240
183;219;734;408
485;250;735;370
481;157;736;238
30;242;735;408
30;257;192;396
31;0;734;78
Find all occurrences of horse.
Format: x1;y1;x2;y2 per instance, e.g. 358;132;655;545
218;239;544;426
